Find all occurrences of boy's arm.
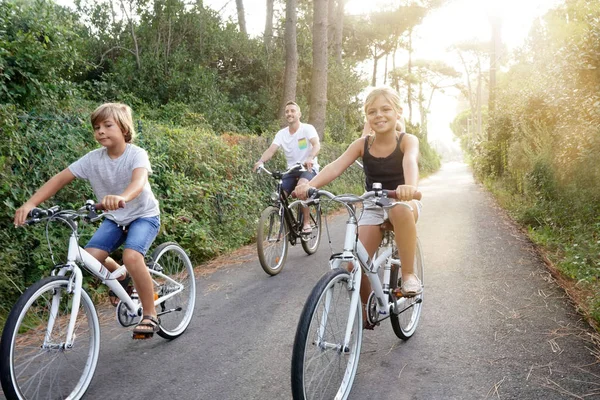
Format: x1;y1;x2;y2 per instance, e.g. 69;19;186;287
253;143;279;171
101;167;148;210
14;168;76;226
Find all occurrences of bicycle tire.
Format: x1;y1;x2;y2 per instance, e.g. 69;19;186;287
150;242;196;340
300;203;322;255
0;276;100;400
389;238;424;340
291;268;362;400
257;206;288;276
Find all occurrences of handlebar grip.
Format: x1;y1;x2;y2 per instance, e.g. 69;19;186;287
28;208;47;219
94;201;126;211
384;190;422;201
308;188;318;198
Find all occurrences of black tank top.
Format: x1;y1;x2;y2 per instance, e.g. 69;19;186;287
362;133;405;191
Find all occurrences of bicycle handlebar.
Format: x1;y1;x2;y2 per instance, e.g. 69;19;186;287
257;163;306;177
307;188;422;202
25;200;125;225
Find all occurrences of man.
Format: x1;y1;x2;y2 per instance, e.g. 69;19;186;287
253;101;321;233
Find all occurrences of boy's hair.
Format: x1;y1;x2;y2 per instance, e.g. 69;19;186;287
285;101;301;112
364;86;403;116
91;103;136;143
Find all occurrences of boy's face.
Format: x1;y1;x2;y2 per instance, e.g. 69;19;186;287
285;104;301;125
93;118;126;148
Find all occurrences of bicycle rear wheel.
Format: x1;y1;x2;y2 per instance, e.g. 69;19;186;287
150;242;196;340
257;206;288;276
300;203;322;255
390;238;424;340
291;268;362;400
0;276;100;400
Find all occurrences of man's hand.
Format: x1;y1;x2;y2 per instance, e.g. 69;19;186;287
101;195;126;210
304;157;314;172
253;160;264;172
395;185;417;202
295;183;312;200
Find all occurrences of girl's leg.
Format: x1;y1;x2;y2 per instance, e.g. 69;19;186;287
357;225;383;303
388;201;419;285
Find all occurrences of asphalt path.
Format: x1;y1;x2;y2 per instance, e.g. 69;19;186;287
4;162;599;400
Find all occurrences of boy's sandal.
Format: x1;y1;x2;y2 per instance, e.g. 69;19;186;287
108;274;133;307
132;315;160;340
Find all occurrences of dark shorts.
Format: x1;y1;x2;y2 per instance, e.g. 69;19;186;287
282;169;318;195
85;216;161;256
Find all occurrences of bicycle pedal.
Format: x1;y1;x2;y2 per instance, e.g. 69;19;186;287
132;332;154;340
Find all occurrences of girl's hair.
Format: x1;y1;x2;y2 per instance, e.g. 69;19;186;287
363;86;403;115
91;103;136;143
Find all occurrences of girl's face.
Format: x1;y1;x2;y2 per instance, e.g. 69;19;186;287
93;118;126;149
366;95;399;135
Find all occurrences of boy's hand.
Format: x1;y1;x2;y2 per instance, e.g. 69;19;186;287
295;184;311;200
101;195;126;210
14;202;36;226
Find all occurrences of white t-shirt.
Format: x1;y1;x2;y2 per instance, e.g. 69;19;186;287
272;123;320;171
69;144;160;225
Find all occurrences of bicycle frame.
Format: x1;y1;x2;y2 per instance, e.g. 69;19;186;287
47;218;184;348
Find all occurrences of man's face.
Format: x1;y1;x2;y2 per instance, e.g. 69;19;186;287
285;104;301;125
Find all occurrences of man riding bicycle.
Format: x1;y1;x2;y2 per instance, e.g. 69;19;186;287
253;101;321;233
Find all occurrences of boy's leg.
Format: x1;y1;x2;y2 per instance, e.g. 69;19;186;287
296;170;317;231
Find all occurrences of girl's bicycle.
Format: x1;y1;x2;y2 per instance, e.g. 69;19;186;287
256;164;322;276
290;185;424;400
0;201;196;400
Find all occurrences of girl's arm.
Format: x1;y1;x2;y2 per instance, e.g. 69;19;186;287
396;134;420;201
296;138;363;199
101;167;148;210
14;168;76;225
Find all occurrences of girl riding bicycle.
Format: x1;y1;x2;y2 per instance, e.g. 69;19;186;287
13;103;162;339
296;86;422;325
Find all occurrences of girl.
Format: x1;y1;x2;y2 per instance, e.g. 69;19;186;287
296;87;422;326
14;103;162;339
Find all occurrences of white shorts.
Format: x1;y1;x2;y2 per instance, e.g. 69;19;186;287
357;200;422;226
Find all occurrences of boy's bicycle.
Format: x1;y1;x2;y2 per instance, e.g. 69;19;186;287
290;185;424;400
256;164;322;276
0;201;196;400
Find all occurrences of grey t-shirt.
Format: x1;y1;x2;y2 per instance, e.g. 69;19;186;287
69;144;160;225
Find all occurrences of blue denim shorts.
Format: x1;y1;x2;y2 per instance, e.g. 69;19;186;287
85;216;160;256
282;169;318;195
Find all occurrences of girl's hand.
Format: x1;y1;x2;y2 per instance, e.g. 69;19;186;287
101;195;126;210
295;183;312;200
14;201;36;226
395;185;417;202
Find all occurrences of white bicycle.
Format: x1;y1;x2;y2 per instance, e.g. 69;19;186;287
290;185;424;400
0;201;196;400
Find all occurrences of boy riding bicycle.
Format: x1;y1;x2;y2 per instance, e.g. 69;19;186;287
14;103;162;339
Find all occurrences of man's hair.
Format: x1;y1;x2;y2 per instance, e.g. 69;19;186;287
91;103;136;143
363;86;403;116
285;101;301;113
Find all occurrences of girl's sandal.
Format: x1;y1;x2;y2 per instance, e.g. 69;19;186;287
132;315;160;340
108;274;133;307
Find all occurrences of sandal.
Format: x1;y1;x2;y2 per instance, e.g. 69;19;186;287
401;274;422;297
132;315;160;340
108;273;133;307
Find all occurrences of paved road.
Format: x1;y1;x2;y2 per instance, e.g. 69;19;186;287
5;162;599;399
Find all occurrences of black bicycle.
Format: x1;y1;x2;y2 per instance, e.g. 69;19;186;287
256;164;322;275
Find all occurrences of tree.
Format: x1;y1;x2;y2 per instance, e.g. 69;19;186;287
308;0;328;139
280;0;299;120
264;0;274;48
235;0;247;37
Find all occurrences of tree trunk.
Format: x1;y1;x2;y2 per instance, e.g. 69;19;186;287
371;53;378;86
308;0;329;140
235;0;247;37
264;0;274;47
280;0;299;121
407;27;413;124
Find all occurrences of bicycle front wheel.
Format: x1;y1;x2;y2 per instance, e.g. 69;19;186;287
291;268;362;400
150;242;196;340
0;276;100;400
257;206;288;276
390;238;424;340
300;203;322;255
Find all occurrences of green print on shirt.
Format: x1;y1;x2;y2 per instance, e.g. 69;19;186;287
298;138;308;150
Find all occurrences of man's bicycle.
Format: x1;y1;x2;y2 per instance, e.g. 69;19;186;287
256;164;323;276
0;201;196;400
290;185;424;400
